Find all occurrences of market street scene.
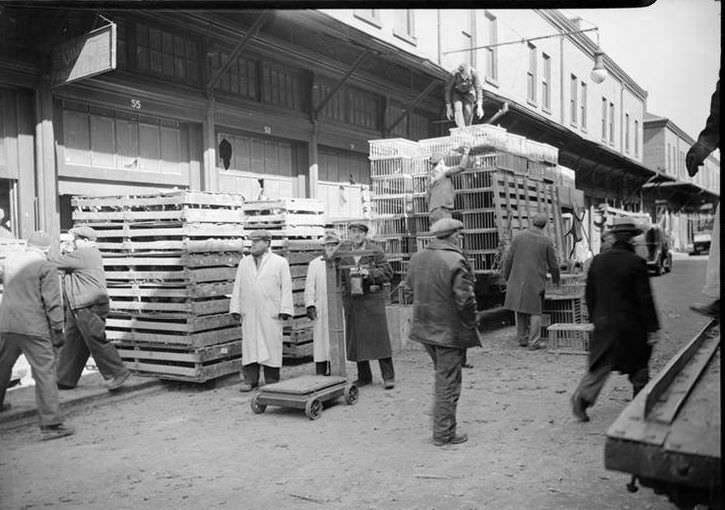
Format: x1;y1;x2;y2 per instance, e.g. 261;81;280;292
0;2;720;510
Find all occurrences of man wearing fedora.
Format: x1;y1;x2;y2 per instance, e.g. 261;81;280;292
571;217;660;422
231;229;293;391
304;230;341;376
51;226;130;392
337;221;395;389
406;218;481;446
502;212;561;350
427;144;471;224
0;231;74;440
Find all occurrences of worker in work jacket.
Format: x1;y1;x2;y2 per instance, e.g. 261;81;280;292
426;145;471;223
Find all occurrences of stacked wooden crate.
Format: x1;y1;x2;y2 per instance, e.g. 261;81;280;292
71;191;245;382
242;198;325;359
544;272;591;353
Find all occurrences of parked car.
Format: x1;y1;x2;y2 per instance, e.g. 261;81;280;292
634;224;672;276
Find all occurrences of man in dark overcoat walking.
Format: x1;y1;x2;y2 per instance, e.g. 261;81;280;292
571;217;660;422
406;218;481;446
338;222;395;389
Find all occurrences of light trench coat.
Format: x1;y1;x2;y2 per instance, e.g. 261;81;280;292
230;251;293;368
304;256;330;362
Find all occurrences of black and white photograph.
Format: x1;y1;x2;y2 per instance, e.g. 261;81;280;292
0;1;720;509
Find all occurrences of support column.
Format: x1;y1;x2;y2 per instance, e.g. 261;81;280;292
34;78;59;243
308;120;319;199
202;95;217;192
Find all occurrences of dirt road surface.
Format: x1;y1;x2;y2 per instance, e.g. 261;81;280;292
0;255;715;510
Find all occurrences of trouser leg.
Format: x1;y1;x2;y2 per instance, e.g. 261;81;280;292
574;359;614;407
57;311;90;388
356;361;372;383
263;365;280;384
0;334;22;407
462;101;474;126
529;314;543;345
424;344;464;441
75;306;128;380
315;361;329;376
11;333;63;427
628;367;650;398
515;312;530;345
378;357;395;382
242;362;260;387
453;99;466;128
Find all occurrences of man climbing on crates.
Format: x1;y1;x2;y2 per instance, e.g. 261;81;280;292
337;221;395;389
571;217;661;422
304;230;341;376
427;144;472;223
231;230;293;392
502;212;561;350
444;62;485;128
51;226;130;392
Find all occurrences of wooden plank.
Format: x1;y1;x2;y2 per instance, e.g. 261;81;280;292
108;325;241;348
72;190;243;209
102;253;242;268
97;239;245;253
107;313;237;333
73;208;244;223
109;298;230;316
105;267;237;284
123;357;241;382
92;223;244;239
117;340;242;363
106;281;233;299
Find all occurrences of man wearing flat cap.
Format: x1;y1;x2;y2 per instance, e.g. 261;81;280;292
231;229;293;391
51;226;130;392
427;144;471;224
406;218;480;446
0;232;74;440
304;230;341;376
571;217;660;422
337;221;396;389
502;212;560;350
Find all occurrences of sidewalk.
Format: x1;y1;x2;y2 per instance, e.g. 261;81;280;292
0;371;164;429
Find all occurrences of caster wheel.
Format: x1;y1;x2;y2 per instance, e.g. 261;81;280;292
344;384;359;405
305;398;322;420
250;394;266;414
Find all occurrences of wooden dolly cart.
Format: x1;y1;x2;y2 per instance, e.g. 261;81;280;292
250;250;367;419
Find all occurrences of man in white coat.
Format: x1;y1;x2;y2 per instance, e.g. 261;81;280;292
231;230;293;392
304;230;341;376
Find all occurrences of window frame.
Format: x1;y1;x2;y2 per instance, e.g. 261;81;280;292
526;42;537;105
541;52;551;112
570;74;578;127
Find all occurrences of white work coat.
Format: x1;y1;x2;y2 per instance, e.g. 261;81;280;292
304;256;330;362
230;251;293;368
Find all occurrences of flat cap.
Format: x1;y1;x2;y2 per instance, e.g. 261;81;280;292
429;152;445;166
322;229;341;245
248;229;272;241
27;231;52;249
430;218;464;238
609;217;643;235
69;225;98;241
347;222;369;233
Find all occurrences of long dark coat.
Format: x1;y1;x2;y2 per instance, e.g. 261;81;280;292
338;239;393;361
585;240;660;374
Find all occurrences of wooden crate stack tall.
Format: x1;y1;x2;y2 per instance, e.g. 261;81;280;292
242;198;325;359
71;191;245;383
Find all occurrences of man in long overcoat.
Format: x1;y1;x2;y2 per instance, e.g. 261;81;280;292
231;230;293;391
304;230;341;376
502;212;560;349
406;218;481;446
571;218;660;422
338;222;395;389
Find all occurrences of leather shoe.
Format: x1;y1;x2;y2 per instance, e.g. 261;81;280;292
571;394;590;422
107;371;130;391
238;382;258;393
433;432;468;447
528;339;546;351
57;383;75;390
383;380;395;390
40;424;75;441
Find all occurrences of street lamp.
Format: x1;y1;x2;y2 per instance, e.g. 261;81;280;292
443;26;607;84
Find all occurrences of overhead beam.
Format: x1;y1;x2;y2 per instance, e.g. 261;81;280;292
313;50;371;116
206;12;270;93
384;79;439;135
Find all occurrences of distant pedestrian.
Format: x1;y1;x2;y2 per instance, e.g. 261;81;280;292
686;72;719;319
338;222;395;389
0;231;74;440
51;226;130;391
444;63;484;128
406;218;480;446
502;212;560;350
427;144;471;223
571;218;660;422
231;230;293;391
304;230;341;376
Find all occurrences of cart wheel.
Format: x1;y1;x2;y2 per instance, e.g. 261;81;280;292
344;384;359;405
305;398;322;420
250;394;266;414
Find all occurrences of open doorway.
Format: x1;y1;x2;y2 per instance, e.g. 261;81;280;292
0;179;17;238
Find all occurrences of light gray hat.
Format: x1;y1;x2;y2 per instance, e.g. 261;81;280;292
430;218;464;238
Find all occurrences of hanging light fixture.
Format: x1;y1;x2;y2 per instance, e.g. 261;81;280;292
591;50;607;84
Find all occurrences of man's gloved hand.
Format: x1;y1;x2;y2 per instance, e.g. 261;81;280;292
278;313;291;321
475;104;484;119
445;104;453;121
306;306;317;321
685;143;707;177
231;312;241;322
51;329;65;348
